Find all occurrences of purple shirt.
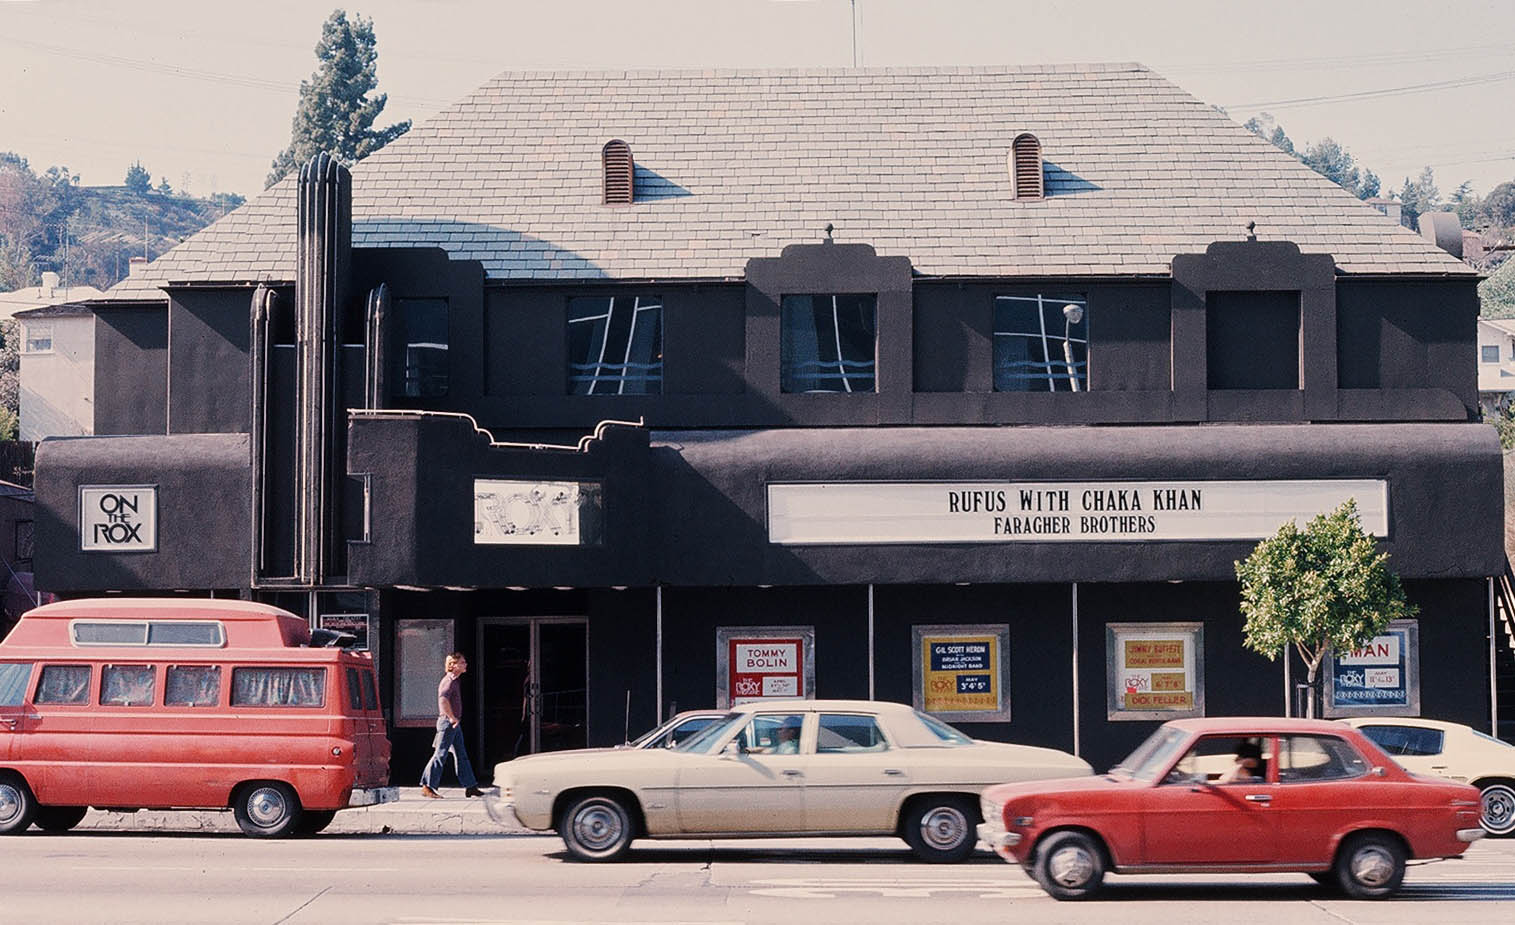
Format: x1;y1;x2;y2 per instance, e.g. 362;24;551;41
438;672;463;722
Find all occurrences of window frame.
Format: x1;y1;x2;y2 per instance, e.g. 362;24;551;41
566;294;664;395
815;712;892;754
229;666;328;709
21;321;54;355
392;297;450;399
1275;733;1372;784
99;663;157;707
1482;344;1501;364
991;293;1088;393
163;664;222;708
779;293;878;394
34;664;92;706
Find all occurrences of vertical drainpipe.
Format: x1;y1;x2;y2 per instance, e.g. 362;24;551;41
867;583;875;701
655;585;664;724
249;284;274;581
1071;581;1080;758
294;153;351;585
1492;577;1499;736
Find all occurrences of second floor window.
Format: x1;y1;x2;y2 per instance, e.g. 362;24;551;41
994;294;1088;392
567;295;663;395
1483;345;1501;363
781;294;877;393
393;298;449;398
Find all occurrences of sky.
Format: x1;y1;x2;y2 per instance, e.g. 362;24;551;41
1;0;1512;200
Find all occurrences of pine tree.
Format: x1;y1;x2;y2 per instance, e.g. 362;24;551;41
266;9;411;189
123;161;152;193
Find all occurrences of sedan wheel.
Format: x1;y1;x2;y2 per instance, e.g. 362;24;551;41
1333;832;1405;899
1033;831;1106;900
1478;782;1515;837
903;796;978;863
0;774;38;835
559;794;634;861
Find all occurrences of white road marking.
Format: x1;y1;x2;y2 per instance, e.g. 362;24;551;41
746;876;1043;899
72;866;400;873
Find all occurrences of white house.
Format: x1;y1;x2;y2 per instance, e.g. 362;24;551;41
1477;317;1515;416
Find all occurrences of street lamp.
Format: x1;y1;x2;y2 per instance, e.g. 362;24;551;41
1061;304;1084;392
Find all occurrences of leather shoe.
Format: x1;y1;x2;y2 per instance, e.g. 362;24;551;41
465;787;486;798
420;785;442;799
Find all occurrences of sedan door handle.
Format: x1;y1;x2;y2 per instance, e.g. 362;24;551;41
1244;793;1272;803
1430;765;1449;771
781;769;804;777
883;769;905;776
0;718;15;728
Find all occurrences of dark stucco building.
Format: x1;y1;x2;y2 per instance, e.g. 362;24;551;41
30;64;1504;777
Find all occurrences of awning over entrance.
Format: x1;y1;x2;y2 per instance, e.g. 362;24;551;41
652;423;1502;586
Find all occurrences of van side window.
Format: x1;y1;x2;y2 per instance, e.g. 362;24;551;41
165;666;221;707
35;665;91;704
346;667;364;711
231;667;326;707
0;662;33;706
101;665;156;706
361;671;378;711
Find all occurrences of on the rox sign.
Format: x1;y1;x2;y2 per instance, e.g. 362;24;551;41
79;485;158;552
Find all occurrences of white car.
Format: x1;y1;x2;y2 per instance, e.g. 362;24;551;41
1341;716;1515;836
486;699;1092;862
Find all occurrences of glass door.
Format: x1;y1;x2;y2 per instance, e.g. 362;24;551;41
478;618;587;774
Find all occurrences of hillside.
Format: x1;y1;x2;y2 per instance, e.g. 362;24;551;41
1;153;243;292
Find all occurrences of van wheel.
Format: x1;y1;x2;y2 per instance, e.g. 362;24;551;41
295;810;337;835
558;794;634;861
233;782;302;838
903;795;979;862
1033;831;1106;900
1333;832;1405;899
33;806;88;833
0;773;37;835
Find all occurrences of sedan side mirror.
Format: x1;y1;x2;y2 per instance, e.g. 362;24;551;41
720;740;744;759
1371;765;1387;777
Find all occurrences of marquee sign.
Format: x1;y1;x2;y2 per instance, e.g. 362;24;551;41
79;484;158;553
473;479;603;546
767;479;1388;545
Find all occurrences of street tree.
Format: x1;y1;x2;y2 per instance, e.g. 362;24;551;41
1235;499;1416;718
1395;167;1441;231
1481;259;1515;320
0;318;19;439
123;161;152;193
266;9;411;188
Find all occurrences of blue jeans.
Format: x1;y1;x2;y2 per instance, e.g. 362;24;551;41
421;717;477;790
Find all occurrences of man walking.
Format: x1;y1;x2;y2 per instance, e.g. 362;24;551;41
420;652;484;798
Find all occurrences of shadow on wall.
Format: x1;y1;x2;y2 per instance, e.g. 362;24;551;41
633;166;692;201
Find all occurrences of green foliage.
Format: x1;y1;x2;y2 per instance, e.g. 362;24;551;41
1488;404;1515;450
1482;259;1515;320
1235;499;1416;713
1396;167;1441;231
1242;116;1380;200
0;319;19;436
123;161;152;193
266;9;411;188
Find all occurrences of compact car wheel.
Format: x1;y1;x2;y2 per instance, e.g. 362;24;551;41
233;782;302;838
1333;832;1405;899
295;810;337;835
558;794;634;861
1477;781;1515;837
0;773;38;835
903;796;979;863
1033;831;1106;900
33;806;88;833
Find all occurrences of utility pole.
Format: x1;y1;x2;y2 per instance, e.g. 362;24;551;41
850;0;859;67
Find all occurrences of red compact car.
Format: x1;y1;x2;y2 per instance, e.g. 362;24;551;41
978;717;1485;900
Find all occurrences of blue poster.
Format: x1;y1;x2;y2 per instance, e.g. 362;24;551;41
1330;626;1411;709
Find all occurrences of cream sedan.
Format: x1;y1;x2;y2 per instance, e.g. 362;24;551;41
486;699;1091;862
1341;716;1515;836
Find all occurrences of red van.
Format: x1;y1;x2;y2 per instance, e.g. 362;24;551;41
0;598;396;837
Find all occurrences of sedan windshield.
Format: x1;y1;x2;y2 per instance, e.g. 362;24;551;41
1111;726;1188;781
672;712;744;754
914;710;974;746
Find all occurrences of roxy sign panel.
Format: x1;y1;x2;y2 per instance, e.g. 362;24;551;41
767;479;1387;544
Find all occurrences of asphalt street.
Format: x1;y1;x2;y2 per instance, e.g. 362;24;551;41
4;831;1513;925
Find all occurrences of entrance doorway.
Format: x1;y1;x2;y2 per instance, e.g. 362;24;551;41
477;618;588;774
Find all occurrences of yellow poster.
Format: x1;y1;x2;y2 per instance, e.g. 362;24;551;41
921;635;999;713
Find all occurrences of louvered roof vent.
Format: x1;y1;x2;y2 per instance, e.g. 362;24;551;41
602;139;634;205
1009;133;1044;200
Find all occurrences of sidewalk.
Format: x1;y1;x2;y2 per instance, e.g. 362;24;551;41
76;787;528;836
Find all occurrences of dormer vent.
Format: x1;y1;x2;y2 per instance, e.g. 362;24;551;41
1009;133;1044;200
602;139;634;205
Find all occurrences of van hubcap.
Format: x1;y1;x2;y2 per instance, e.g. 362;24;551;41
1350;846;1395;887
920;806;969;850
573;803;623;851
0;783;21;825
1048;844;1095;887
246;787;289;827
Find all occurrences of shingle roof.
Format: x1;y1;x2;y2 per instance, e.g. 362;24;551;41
107;63;1470;298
